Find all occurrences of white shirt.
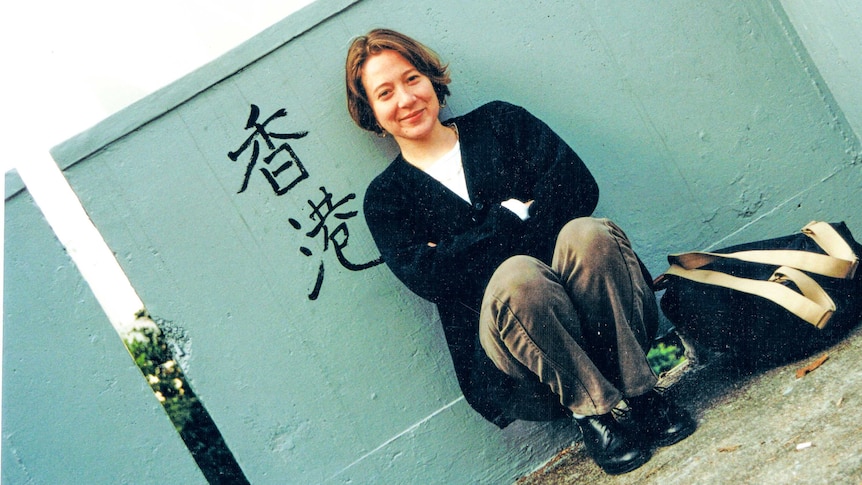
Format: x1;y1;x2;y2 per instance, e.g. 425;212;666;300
423;140;531;220
423;141;471;204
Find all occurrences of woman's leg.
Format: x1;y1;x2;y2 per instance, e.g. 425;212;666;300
478;252;651;474
554;217;695;448
551;217;658;398
479;255;623;416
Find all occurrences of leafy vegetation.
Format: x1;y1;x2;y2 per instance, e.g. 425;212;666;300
125;325;248;484
647;341;687;375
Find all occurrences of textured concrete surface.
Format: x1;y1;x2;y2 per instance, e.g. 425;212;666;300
2;191;207;485
517;325;862;484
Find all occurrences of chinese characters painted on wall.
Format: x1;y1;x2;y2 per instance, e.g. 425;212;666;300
228;104;382;300
227;104;309;195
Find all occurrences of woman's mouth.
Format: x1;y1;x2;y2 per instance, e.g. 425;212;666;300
400;109;424;123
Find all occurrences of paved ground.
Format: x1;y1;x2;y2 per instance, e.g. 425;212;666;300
517;325;862;485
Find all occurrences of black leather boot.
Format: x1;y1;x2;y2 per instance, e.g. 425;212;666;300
627;390;696;447
574;413;650;475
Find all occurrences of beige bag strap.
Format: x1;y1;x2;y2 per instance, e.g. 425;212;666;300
803;221;859;266
663;264;836;329
669;221;859;279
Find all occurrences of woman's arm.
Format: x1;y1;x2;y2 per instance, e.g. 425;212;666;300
496;103;599;254
364;182;525;304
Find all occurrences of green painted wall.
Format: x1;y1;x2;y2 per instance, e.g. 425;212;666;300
2;192;207;484
5;0;861;483
780;0;862;140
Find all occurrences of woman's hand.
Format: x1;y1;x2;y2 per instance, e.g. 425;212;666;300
501;199;533;221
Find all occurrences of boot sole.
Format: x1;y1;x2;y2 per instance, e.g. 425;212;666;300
650;420;696;448
599;449;651;475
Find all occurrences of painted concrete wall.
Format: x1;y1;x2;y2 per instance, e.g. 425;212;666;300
779;0;862;141
5;0;862;483
2;192;207;484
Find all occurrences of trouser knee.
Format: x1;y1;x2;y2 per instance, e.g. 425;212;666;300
484;255;551;311
555;217;626;268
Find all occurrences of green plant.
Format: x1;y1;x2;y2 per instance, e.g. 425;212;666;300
125;325;248;484
647;342;686;375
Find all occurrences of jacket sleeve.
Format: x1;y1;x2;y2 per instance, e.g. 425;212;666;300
363;176;526;304
496;103;599;252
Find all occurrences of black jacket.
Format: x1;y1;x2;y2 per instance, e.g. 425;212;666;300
363;101;599;426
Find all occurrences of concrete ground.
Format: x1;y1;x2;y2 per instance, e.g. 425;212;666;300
517;325;862;485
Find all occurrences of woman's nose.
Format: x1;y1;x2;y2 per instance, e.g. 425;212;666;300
397;88;416;107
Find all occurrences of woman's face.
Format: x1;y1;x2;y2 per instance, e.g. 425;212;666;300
361;49;440;143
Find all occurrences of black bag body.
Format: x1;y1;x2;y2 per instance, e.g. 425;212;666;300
657;221;862;366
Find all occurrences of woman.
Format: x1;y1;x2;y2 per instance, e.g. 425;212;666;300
345;28;694;475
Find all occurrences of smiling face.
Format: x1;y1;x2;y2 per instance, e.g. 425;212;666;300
361;49;442;145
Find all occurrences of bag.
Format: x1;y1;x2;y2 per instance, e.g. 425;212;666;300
655;221;862;366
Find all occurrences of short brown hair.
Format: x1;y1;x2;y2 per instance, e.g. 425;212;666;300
345;29;451;133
